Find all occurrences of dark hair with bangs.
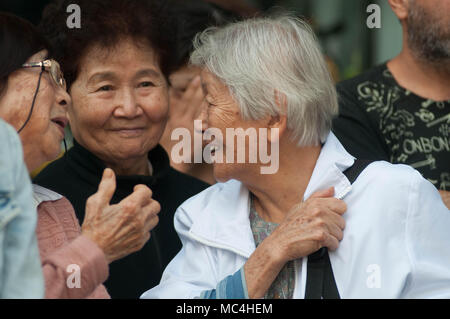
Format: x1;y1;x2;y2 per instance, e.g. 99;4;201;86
0;12;51;97
39;0;176;89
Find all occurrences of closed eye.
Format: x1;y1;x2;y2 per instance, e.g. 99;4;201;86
97;85;113;92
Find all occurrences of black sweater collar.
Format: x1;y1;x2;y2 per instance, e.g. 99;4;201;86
67;139;171;189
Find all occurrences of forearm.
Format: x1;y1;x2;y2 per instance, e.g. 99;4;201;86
243;240;286;299
200;240;285;299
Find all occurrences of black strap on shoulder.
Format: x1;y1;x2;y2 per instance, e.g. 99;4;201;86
305;159;373;299
342;159;374;184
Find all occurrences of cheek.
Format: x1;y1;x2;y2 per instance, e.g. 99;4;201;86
142;90;169;122
0;83;37;129
69;94;110;129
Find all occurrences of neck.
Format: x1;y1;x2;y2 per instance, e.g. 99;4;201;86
105;156;150;176
387;37;450;101
245;142;321;224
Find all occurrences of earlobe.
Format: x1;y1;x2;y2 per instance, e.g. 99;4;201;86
269;90;288;143
267;114;287;143
388;0;409;20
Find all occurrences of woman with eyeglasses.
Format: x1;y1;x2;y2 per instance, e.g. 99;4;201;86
0;12;161;298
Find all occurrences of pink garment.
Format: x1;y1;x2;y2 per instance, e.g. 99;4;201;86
36;196;110;299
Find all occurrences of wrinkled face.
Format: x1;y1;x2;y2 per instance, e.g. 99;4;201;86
0;50;70;172
69;38;169;165
200;69;266;183
407;0;450;62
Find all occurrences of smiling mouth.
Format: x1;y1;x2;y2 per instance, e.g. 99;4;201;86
111;128;146;137
112;127;145;131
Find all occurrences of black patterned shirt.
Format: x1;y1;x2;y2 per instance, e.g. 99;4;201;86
333;64;450;190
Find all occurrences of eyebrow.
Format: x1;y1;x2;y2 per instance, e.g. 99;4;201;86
87;68;163;86
134;68;162;80
87;71;118;85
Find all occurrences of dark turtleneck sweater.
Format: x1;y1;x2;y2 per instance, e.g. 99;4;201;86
34;140;209;299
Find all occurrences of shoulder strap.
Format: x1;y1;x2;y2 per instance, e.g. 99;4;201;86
305;159;374;299
342;159;374;184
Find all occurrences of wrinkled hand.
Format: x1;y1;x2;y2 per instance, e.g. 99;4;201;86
244;187;347;298
264;187;347;264
81;168;160;263
439;190;450;209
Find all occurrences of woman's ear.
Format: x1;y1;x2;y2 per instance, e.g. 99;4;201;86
267;114;287;143
267;90;288;143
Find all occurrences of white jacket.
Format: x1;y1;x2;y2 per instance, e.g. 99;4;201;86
142;133;450;299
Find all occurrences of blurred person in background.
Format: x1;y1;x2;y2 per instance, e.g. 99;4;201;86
0;12;160;298
333;0;450;208
34;0;209;298
160;0;239;185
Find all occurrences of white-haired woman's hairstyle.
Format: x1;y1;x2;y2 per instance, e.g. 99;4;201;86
190;14;338;146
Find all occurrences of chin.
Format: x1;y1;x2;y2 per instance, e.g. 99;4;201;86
212;163;234;183
45;148;63;164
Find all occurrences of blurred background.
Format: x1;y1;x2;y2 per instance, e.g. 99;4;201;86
1;0;402;82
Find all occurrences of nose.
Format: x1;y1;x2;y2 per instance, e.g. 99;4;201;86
113;88;143;118
56;85;71;108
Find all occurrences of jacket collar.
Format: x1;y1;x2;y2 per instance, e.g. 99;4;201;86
189;132;355;257
32;184;63;210
303;132;355;201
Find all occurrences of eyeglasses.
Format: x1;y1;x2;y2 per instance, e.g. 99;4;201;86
22;59;66;89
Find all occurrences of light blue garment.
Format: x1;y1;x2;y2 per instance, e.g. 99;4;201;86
200;267;248;299
0;119;44;298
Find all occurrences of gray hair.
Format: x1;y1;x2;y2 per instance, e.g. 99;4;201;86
190;14;338;146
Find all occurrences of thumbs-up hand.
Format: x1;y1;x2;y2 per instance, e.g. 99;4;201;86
81;168;160;264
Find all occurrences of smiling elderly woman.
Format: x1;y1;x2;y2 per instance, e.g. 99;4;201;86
34;0;208;298
142;15;450;299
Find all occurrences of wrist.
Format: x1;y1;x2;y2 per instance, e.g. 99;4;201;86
81;228;106;258
244;239;286;299
259;238;287;269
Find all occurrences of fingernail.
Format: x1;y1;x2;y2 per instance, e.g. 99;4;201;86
104;168;112;178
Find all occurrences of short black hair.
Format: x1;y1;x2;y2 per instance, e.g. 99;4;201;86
0;12;51;97
39;0;177;89
168;0;240;71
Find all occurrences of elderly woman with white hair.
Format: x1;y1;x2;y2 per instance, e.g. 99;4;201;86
142;15;450;299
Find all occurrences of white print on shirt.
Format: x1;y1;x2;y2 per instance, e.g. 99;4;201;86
366;264;381;289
